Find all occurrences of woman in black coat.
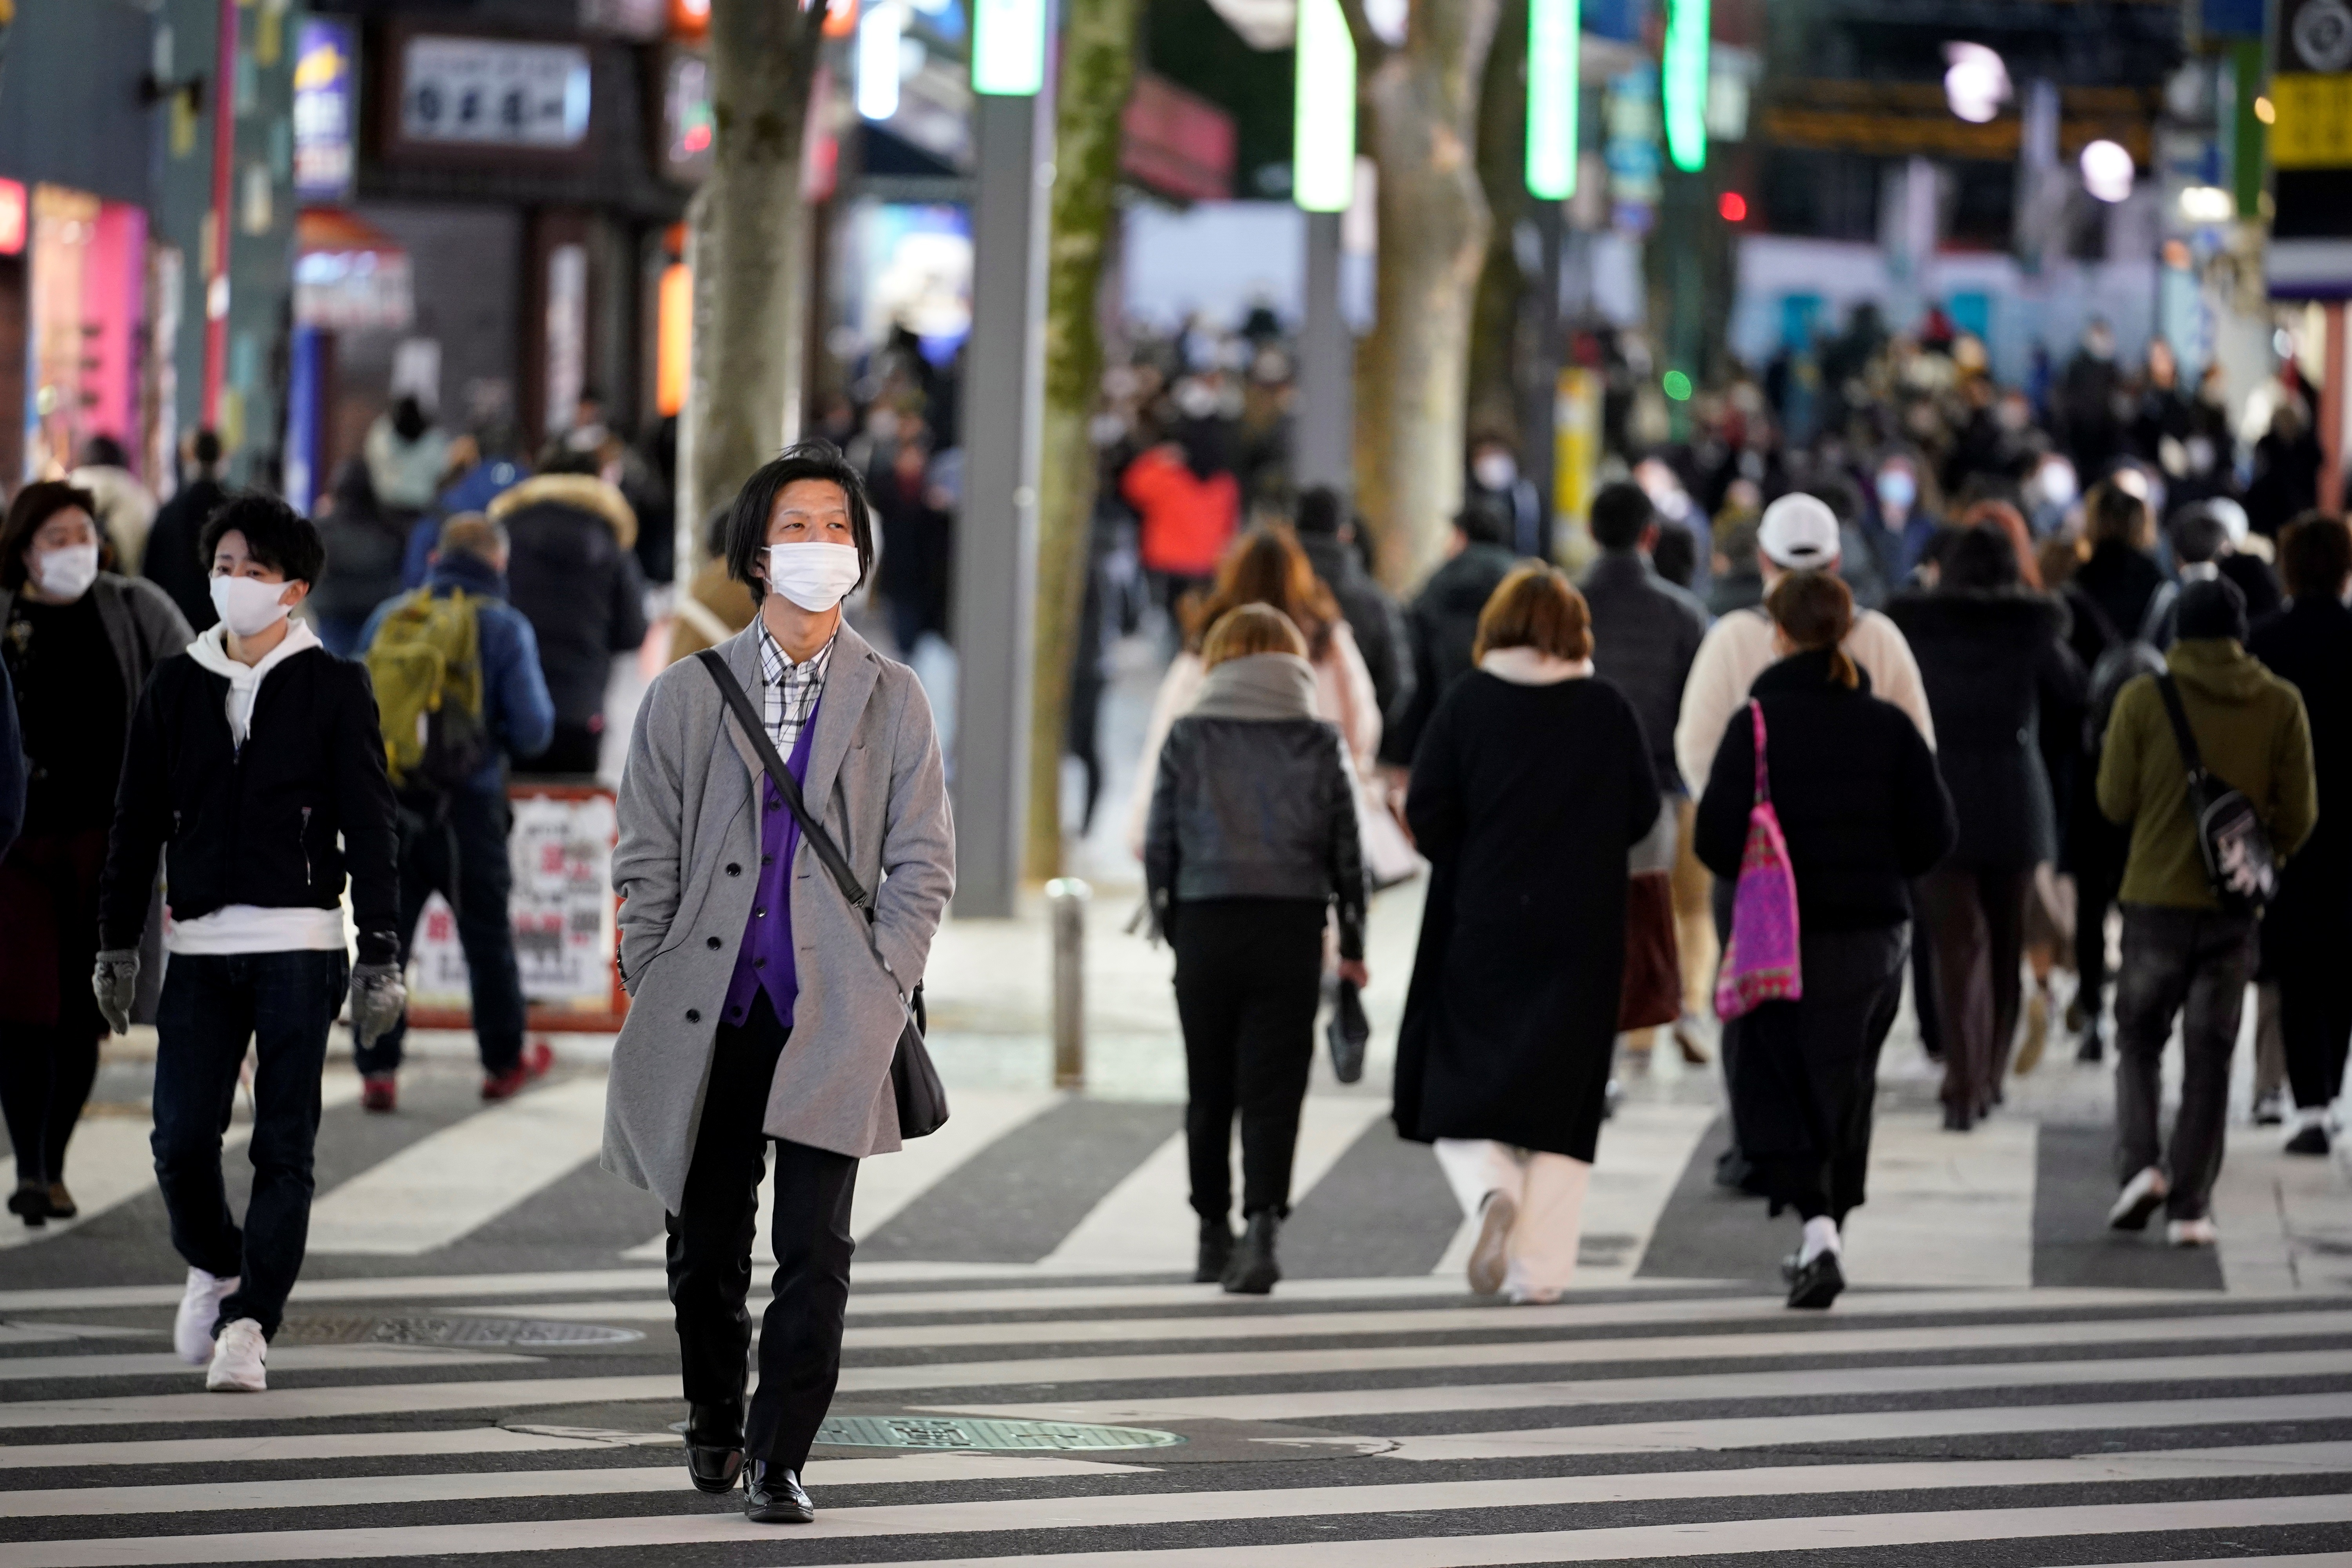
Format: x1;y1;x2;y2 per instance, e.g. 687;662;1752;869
1886;525;2086;1129
1698;571;1955;1310
1145;604;1367;1297
1396;566;1659;1304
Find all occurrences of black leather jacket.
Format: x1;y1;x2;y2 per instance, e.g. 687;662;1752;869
1144;713;1368;959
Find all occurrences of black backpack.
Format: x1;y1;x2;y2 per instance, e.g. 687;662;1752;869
2152;673;2278;915
2078;586;2168;755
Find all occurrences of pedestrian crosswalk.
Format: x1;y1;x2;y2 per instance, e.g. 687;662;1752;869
3;1263;2351;1564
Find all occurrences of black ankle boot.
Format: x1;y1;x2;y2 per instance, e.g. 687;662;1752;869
742;1459;814;1523
1195;1218;1234;1283
1223;1211;1281;1295
683;1400;744;1495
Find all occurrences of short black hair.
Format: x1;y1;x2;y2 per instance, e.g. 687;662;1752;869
1942;522;2020;591
1589;482;1655;551
724;439;876;605
1650;521;1698;588
1294;486;1344;537
2280;510;2352;601
2175;576;2248;642
1454;500;1512;549
2167;503;2230;565
191;428;223;468
200;492;326;586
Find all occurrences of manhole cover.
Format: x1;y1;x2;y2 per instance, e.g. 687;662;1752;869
276;1316;643;1348
814;1415;1183;1452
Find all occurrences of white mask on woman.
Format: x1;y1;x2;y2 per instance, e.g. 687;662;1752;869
32;542;100;601
211;575;294;637
764;542;863;613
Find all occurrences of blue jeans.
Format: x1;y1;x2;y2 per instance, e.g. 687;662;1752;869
360;786;524;1076
151;949;348;1340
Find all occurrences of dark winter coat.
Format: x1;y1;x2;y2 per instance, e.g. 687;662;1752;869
1380;541;1517;766
142;475;225;632
1395;671;1660;1162
99;643;401;965
2073;540;2167;654
1695;651;1956;931
1579;550;1710;791
1884;589;2086;869
0;659;20;859
1143;654;1367;960
1299;530;1411;725
491;474;649;730
2249;594;2352;942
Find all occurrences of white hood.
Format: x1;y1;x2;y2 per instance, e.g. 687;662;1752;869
185;619;322;746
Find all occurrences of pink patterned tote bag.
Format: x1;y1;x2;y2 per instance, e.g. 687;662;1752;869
1713;699;1803;1021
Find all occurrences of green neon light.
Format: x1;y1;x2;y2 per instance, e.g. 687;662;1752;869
971;0;1047;97
1292;0;1357;212
1662;370;1693;401
1526;0;1581;199
1661;0;1709;174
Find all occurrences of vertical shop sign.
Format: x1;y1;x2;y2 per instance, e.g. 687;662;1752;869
543;243;587;436
293;18;358;201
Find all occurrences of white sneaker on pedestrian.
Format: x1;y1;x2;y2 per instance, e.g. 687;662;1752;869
2167;1217;2218;1247
174;1268;239;1365
205;1318;267;1392
1467;1191;1516;1296
2107;1166;2169;1232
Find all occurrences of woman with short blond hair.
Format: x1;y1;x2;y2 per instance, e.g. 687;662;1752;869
1145;603;1368;1295
1396;565;1661;1303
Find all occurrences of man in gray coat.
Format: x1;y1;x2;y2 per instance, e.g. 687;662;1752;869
606;441;953;1524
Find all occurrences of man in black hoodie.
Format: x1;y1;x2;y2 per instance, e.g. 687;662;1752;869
141;429;228;632
1379;507;1517;768
1293;487;1410;725
94;495;404;1396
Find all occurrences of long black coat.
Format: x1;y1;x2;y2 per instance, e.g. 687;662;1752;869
1884;589;2085;870
2250;594;2352;948
1394;672;1659;1161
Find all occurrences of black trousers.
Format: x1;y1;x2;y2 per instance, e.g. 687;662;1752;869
2071;813;2129;1021
1918;865;2029;1118
665;992;857;1472
1171;898;1325;1221
2114;906;2254;1221
1728;924;1909;1225
362;787;525;1076
0;1024;98;1187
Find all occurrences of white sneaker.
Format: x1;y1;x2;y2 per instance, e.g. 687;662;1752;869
2167;1217;2218;1247
2107;1166;2169;1232
205;1318;267;1392
174;1268;239;1365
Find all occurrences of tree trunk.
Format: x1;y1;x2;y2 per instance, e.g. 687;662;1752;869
1465;0;1528;449
1024;0;1136;882
688;0;827;534
1347;0;1503;593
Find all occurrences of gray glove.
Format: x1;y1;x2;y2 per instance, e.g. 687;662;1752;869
93;949;139;1036
350;962;408;1053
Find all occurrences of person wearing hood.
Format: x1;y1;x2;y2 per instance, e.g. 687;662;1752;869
2097;578;2315;1247
2248;514;2352;1156
95;494;403;1393
1396;567;1659;1304
1122;396;1241;612
492;451;649;777
0;483;190;1229
1695;572;1956;1310
144;429;229;632
352;513;557;1114
310;457;412;656
1147;604;1367;1298
1380;506;1519;768
1887;527;2087;1130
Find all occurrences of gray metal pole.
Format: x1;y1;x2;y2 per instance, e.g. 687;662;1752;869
952;88;1054;918
1046;877;1089;1089
1294;208;1351;493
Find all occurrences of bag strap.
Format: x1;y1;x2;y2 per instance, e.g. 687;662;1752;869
2151;672;2210;795
694;648;871;911
1748;699;1771;806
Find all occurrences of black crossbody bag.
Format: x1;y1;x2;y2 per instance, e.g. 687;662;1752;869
2152;672;2278;916
694;650;949;1138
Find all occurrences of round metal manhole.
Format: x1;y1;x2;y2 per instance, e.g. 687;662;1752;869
275;1316;644;1348
814;1415;1183;1452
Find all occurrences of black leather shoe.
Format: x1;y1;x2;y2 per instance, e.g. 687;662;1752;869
1223;1211;1280;1295
742;1459;815;1524
1786;1249;1844;1310
683;1401;744;1495
1195;1218;1234;1283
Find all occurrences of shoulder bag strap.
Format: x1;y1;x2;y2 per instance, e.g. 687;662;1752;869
1749;699;1770;806
694;648;872;911
2151;672;2210;798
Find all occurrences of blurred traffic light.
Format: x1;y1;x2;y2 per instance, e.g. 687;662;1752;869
1717;190;1747;223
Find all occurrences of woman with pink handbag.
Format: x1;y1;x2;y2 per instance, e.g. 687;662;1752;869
1695;573;1955;1309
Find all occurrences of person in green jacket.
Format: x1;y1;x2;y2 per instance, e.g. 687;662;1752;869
2096;578;2316;1246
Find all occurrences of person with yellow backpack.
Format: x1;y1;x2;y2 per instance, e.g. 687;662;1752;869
355;513;555;1112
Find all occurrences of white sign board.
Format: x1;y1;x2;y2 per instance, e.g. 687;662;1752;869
400;36;592;149
408;791;619;1016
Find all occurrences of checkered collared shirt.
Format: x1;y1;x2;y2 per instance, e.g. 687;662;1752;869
756;621;834;755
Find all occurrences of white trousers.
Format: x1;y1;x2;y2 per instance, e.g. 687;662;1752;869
1433;1138;1592;1298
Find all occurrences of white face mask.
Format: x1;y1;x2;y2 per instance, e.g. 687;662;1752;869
764;542;863;614
1473;453;1518;492
32;542;99;601
211;574;294;637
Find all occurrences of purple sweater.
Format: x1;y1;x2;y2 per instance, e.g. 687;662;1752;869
719;702;820;1031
